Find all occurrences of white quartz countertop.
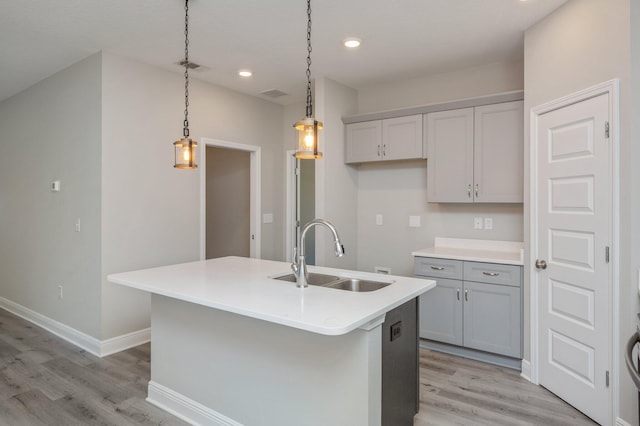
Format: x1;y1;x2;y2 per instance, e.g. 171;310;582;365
412;237;524;265
107;256;434;336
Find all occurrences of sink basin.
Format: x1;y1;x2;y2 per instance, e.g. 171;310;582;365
273;272;340;286
272;273;392;292
326;278;391;292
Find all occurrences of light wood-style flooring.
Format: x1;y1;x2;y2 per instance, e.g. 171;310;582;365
416;349;596;425
0;307;596;425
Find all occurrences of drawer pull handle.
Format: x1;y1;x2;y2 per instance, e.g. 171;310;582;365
430;266;445;271
482;272;499;276
457;288;460;301
464;289;469;301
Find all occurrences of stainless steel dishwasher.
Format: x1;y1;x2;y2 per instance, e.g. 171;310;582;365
382;297;419;426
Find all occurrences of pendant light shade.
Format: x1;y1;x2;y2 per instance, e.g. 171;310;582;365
174;137;198;169
294;0;322;159
294;117;323;159
174;0;197;169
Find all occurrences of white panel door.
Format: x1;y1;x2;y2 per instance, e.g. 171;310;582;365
536;93;611;424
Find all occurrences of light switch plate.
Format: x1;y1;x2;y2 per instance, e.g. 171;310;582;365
409;216;421;228
484;217;493;230
376;214;383;226
262;213;273;224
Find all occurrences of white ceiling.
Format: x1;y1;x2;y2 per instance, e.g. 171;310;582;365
0;0;567;105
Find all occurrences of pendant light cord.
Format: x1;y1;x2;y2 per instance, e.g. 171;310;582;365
305;0;313;118
183;0;190;138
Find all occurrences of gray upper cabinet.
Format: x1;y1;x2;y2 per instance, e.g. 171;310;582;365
345;115;422;164
425;108;474;202
426;100;524;203
345;120;382;163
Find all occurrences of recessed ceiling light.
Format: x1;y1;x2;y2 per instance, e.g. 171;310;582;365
238;70;253;78
343;38;362;48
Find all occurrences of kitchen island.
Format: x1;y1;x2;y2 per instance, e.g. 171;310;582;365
108;256;434;426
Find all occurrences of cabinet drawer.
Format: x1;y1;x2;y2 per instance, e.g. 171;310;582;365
414;257;463;280
463;262;522;287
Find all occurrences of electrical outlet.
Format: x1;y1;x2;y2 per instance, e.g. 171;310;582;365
58;285;63;300
75;218;81;232
390;321;402;341
474;217;483;229
376;214;383;226
375;266;391;274
484;217;493;230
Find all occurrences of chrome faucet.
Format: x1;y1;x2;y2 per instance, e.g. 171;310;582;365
292;219;345;288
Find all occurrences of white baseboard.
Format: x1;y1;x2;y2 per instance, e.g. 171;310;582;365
147;381;242;426
100;328;151;357
0;297;149;357
520;358;532;382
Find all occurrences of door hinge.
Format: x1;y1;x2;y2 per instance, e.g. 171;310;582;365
295;167;300;176
606;370;610;387
605;246;610;263
605;121;610;138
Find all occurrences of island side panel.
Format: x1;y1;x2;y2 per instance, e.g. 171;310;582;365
148;294;382;426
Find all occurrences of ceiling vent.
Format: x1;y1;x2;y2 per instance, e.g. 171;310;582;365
177;60;201;70
260;89;289;98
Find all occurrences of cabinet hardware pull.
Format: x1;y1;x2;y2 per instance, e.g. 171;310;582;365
377;145;380;156
482;272;499;276
464;289;468;301
467;184;472;198
457;288;460;301
475;184;479;198
383;144;386;156
430;266;445;271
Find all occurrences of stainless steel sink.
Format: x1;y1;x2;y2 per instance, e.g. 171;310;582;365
273;272;340;286
272;273;392;292
325;278;390;292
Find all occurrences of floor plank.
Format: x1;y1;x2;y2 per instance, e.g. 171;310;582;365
0;307;597;425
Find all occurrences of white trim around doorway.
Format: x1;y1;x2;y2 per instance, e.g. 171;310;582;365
528;79;620;423
199;137;261;260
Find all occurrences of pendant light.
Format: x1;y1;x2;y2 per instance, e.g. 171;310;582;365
174;0;197;169
293;0;323;159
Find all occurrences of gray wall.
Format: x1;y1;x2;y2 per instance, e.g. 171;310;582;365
353;61;525;276
206;146;250;259
314;78;359;270
101;52;285;340
357;60;524;113
0;54;102;338
524;0;636;422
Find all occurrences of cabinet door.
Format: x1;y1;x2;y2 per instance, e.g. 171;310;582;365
463;281;521;358
473;101;524;202
426;108;474;202
382;115;423;161
345;121;382;164
419;278;462;345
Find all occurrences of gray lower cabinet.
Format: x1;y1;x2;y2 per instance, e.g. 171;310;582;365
415;257;522;359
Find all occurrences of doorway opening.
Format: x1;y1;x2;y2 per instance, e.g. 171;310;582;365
200;138;261;260
284;150;315;264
